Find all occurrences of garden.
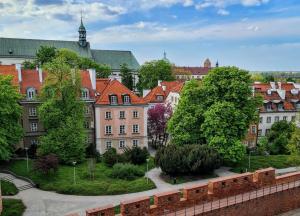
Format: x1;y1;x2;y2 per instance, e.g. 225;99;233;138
1;199;26;216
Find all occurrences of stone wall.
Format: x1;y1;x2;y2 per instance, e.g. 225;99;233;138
66;168;300;216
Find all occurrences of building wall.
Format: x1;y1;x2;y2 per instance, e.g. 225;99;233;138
166;92;180;109
95;105;148;154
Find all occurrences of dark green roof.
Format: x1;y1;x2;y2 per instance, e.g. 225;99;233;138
0;37;140;70
91;49;140;71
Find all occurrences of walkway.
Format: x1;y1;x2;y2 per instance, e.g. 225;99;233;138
1;166;298;216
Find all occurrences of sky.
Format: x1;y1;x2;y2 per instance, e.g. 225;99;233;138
0;0;300;71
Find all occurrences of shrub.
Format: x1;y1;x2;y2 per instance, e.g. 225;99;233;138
103;148;118;167
123;147;149;165
110;163;144;180
34;154;59;174
155;144;222;176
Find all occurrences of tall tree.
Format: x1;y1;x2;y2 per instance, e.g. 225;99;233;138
137;60;175;92
288;127;300;165
168;67;262;163
0;75;23;160
120;63;134;90
38;56;86;164
148;103;172;147
36;46;56;65
79;57;111;78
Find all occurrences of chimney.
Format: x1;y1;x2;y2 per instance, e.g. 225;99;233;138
38;67;43;83
15;63;22;82
88;68;96;90
158;80;162;86
278;82;282;90
162;85;166;91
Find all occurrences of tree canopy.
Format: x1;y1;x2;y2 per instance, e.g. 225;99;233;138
0;75;23;160
168;67;262;163
137;60;175;92
120;63;134;90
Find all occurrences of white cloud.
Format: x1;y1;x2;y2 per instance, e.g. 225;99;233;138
217;9;230;15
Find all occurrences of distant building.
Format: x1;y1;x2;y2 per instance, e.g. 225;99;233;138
173;58;217;80
95;79;148;154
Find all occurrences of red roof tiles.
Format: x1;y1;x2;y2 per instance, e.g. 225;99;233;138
173;66;211;75
0;65;19;86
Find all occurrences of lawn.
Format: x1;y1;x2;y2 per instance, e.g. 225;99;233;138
4;158;156;196
1;181;18;196
1;199;26;216
160;173;218;185
230;155;297;173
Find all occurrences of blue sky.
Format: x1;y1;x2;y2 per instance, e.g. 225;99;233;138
0;0;300;71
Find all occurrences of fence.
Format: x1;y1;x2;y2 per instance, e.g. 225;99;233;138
163;180;300;216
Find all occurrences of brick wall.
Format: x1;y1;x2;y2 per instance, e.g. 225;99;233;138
66;168;300;216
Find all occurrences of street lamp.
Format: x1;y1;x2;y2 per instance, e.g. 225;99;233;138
146;158;150;184
25;147;29;172
72;161;77;185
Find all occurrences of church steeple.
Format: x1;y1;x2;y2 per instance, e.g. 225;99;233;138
78;12;87;47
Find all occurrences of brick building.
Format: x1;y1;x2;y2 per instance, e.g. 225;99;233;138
95;79;148;154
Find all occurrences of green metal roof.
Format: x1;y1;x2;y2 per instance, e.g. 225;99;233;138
0;37;140;70
91;49;140;71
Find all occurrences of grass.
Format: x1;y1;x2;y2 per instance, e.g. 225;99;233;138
1;181;18;196
4;158;156;196
160;172;218;185
1;199;26;216
230;155;297;173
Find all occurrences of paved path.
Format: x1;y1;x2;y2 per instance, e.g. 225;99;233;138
2;166;299;216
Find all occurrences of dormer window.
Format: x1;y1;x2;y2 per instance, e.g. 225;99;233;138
156;95;164;101
81;88;89;100
27;87;36;100
266;103;272;111
278;103;284;111
123;95;131;104
110;95;118;105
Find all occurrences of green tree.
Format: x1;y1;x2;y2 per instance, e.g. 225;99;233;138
262;73;275;83
79;57;111;78
120;63;134;90
38;57;86;164
137;60;175;92
22;60;36;69
36;46;56;65
288;127;300;165
267;120;295;155
0;75;23;160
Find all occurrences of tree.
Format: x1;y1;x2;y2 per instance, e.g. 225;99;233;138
79;57;111;78
168;67;262;163
267;120;295;155
123;147;149;165
34;154;59;174
251;73;264;82
103;148;119;167
120;64;134;90
261;73;275;83
137;60;175;92
148;103;172;147
36;46;56;65
288;127;300;165
38;56;86;164
22;60;36;69
0;75;23;160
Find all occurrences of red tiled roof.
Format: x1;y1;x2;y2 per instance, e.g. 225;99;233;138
20;69;43;94
95;79;146;105
173;66;211;75
0;65;19;86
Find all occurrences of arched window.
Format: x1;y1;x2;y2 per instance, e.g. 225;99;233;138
27;87;36;100
81;88;89;100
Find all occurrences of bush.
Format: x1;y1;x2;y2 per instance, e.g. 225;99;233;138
110;163;144;180
103;148;119;167
34;154;59;174
123;147;149;165
155;144;222;176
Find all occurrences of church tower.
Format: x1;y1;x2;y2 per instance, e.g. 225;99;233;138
78;14;87;47
203;58;211;68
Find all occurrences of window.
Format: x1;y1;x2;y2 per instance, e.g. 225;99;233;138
85;136;92;144
29;107;37;117
275;116;279;122
84;121;90;129
119;140;125;149
119;125;126;134
30;122;38;132
258;129;262;136
267;104;272;111
27;87;36;100
133;111;139;119
265;129;270;135
171;96;174;102
132;124;139;134
105;111;112;119
81;88;89;99
133;139;139;147
123;95;130;104
31;139;38;145
156;95;164;101
251;125;256;134
278;104;284;111
283;116;288;121
267;117;272;123
119;111;125;119
105;125;112;135
106;140;112;149
85;106;90;115
292;116;296;121
110;95;118;105
259;117;263;123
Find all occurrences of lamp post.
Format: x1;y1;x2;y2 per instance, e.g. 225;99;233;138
25;147;29;172
146;158;150;184
72;161;77;185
